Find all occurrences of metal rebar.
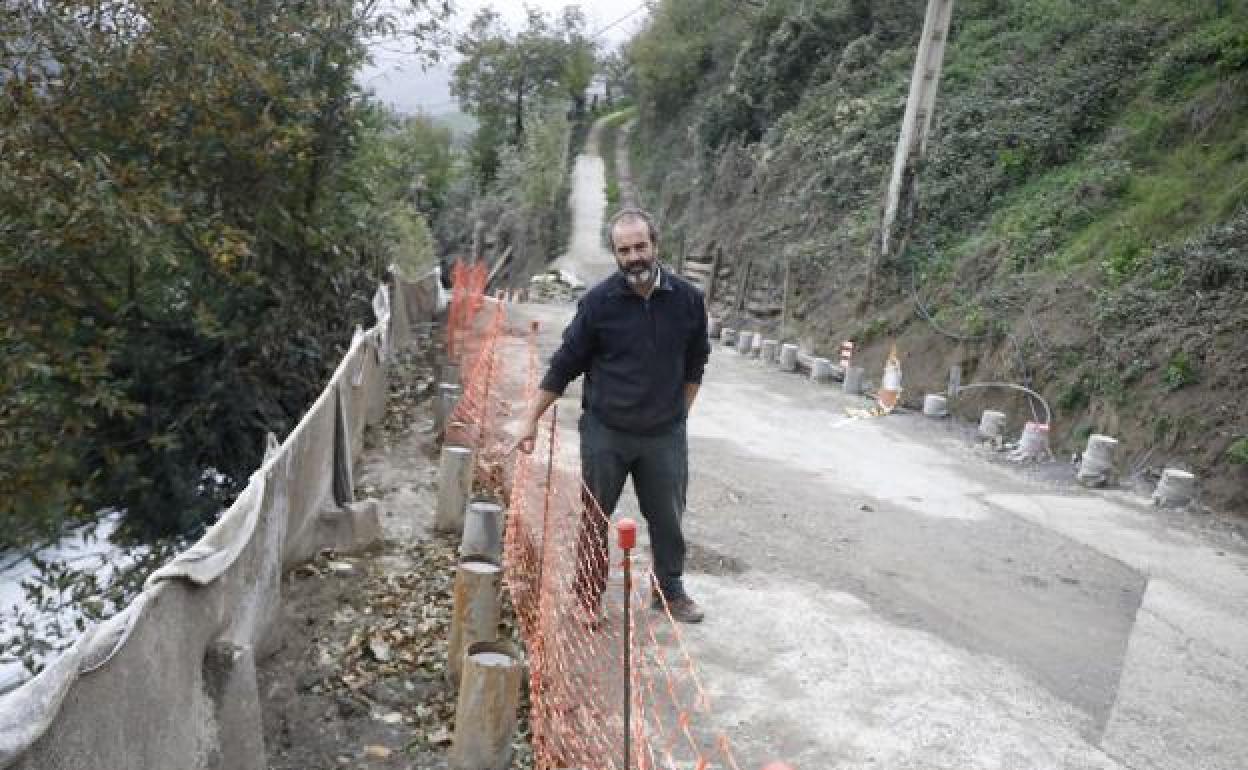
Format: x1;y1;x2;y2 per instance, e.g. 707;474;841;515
955;381;1053;427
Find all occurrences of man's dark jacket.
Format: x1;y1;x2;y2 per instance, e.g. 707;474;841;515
540;268;711;435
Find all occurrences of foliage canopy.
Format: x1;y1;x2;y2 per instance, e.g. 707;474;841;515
0;0;450;546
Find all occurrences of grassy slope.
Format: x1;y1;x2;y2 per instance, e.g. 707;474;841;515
634;0;1248;510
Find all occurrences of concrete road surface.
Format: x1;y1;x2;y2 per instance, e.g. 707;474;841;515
514;115;1248;770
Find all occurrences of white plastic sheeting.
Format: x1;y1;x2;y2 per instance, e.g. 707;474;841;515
0;268;441;770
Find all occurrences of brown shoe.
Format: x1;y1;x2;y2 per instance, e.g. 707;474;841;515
661;595;704;624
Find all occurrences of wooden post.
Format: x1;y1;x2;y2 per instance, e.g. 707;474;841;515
447;557;502;687
780;257;792;338
948;364;962;399
436;446;474;533
449;641;523;770
735;260;753;315
706;246;722;303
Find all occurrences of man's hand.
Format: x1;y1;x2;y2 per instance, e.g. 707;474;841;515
515;418;539;455
515;389;560;454
683;382;701;414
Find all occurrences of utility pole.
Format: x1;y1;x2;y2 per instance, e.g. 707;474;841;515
858;0;956;316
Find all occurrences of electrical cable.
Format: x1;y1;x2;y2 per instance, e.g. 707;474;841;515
589;3;649;40
954;382;1052;427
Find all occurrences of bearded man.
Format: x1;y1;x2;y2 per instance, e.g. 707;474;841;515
516;208;711;624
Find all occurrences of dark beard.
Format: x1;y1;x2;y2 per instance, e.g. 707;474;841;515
622;261;654;285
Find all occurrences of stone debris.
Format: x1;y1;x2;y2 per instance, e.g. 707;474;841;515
527;269;586;303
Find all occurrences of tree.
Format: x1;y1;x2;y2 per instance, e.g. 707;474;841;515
0;0;449;545
451;4;596;183
629;0;753;122
600;49;634;106
558;7;596;118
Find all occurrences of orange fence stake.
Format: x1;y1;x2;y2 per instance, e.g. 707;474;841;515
618;518;638;770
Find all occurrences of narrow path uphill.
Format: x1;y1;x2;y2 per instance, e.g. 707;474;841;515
551;116;618;288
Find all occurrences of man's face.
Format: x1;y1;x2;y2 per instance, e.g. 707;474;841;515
611;218;656;287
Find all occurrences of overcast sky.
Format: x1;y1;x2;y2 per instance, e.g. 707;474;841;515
359;1;648;115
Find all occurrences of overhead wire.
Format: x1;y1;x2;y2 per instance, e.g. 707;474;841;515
895;167;1045;422
588;3;649;41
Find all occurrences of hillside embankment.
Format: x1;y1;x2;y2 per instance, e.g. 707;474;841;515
626;0;1248;512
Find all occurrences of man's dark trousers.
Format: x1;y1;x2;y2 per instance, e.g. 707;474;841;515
575;411;688;612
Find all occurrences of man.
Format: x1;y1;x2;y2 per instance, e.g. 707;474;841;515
516;208;711;624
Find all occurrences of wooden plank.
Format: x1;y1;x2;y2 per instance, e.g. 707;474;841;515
735;260;753;314
781;258;791;336
706;246;722;302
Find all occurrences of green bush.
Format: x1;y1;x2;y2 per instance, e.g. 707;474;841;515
1227;437;1248;464
1155;22;1248;97
1163;351;1200;391
1057;379;1091;412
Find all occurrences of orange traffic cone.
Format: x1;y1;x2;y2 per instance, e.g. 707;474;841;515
877;343;903;412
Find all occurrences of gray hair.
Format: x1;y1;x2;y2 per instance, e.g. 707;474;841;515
606;207;659;251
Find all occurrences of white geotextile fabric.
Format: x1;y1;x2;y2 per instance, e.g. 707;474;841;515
0;448;278;767
0;589;152;766
372;285;391;362
0;282;400;767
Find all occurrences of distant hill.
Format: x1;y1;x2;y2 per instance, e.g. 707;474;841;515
432;110;479;145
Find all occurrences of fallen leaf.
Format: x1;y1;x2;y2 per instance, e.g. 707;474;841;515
368;636;393;662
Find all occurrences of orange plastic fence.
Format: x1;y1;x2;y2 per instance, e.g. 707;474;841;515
440;264;783;770
446;259;489;359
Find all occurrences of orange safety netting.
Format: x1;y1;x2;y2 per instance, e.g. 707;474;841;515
440;263;768;770
446;259;489;360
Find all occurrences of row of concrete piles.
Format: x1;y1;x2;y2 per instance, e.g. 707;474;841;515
716;319;1199;510
713;322;869;396
1070;435;1198;507
427;359;524;770
919;383;1197;509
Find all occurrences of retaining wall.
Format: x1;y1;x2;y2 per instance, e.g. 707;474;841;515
0;268;440;770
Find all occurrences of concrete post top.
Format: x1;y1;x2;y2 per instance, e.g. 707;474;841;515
459;559;502;574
